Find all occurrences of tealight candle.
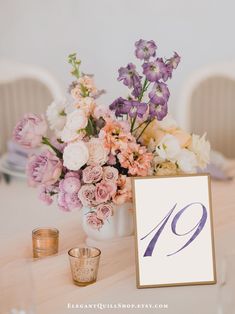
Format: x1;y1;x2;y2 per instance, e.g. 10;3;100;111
32;228;59;258
68;247;101;286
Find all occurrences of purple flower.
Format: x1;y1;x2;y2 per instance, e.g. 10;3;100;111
163;52;181;81
142;58;166;82
125;100;148;118
149;102;168;121
118;63;142;89
109;97;131;117
149;82;170;105
135;39;157;61
169;52;181;69
26;150;62;187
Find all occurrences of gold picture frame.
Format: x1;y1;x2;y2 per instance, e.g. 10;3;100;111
132;173;217;289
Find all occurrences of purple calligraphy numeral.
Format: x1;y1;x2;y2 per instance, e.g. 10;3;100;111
167;202;207;256
141;204;177;257
141;202;208;258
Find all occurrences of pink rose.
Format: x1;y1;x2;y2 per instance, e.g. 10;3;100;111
96;203;113;220
103;166;118;182
95;180;117;204
82;165;103;184
26;150;62;187
86;212;103;230
13;113;47;148
113;175;132;205
78;184;96;206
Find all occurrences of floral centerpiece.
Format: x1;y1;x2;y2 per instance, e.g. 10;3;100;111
13;39;210;240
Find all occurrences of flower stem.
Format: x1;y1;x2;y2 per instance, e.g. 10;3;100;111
131;79;150;133
41;137;63;159
136;119;153;142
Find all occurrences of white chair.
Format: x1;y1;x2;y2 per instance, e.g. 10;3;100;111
177;63;235;158
0;59;64;154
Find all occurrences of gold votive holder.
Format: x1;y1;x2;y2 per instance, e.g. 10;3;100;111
32;228;59;258
68;247;101;286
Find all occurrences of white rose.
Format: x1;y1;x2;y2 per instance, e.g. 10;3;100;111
176;149;197;173
155;134;181;161
189;133;210;169
46;99;67;135
63;141;89;170
86;138;108;165
60;109;88;142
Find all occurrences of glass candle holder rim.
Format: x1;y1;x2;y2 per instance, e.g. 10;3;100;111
68;246;101;259
32;227;59;239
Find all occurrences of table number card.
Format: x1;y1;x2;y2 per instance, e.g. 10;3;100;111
132;174;216;288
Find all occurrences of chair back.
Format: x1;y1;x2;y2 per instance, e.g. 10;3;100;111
0;59;63;154
178;63;235;158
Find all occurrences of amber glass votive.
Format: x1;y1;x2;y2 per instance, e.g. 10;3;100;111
32;228;59;258
68;247;101;286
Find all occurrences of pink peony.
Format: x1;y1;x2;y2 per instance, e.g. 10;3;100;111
57;172;82;211
59;175;81;194
96;203;113;220
95;180;117;204
103;166;119;182
86;212;103;230
38;185;56;205
57;190;82;212
78;184;96;206
26;150;62;187
118;143;153;176
82;165;103;184
13;113;47;148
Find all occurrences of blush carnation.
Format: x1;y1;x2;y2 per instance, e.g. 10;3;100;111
26;150;62;187
13;113;47;148
82;165;103;184
86;138;108;165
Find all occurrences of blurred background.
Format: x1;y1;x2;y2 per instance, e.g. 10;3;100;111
0;0;235;173
1;0;235;111
1;3;235;313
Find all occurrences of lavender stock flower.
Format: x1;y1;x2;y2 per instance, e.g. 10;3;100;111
127;100;148;118
149;82;170;105
142;58;166;82
109;97;131;117
163;52;181;81
118;63;142;89
135;39;157;61
110;98;147;119
149;102;168;121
